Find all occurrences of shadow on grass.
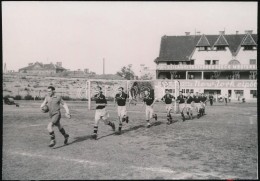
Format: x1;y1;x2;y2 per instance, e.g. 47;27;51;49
53;135;93;149
121;124;145;134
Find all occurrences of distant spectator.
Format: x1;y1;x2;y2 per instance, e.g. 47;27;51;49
228;94;231;102
224;94;228;105
209;94;214;106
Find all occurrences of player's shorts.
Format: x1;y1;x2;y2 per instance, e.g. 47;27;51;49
194;103;203;111
186;103;192;111
201;102;206;109
50;112;61;126
179;103;186;113
117;106;127;117
145;105;154;120
165;104;173;112
95;108;109;121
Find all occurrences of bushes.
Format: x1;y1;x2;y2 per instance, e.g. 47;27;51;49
3;95;13;99
62;96;71;101
14;95;22;100
24;95;34;100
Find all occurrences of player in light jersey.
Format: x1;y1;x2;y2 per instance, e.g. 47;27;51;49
40;86;71;147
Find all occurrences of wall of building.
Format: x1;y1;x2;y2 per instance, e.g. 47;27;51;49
191;48;233;65
235;48;257;64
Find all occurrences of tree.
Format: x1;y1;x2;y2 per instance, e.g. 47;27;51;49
116;64;135;80
139;72;153;80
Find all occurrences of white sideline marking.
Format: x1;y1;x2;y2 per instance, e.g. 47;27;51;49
131;166;175;174
9;151;175;174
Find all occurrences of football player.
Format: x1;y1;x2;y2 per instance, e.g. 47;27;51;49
143;89;157;128
161;89;175;124
40;86;71;147
114;87;129;135
193;92;203;119
176;91;186;121
200;93;207;115
185;92;194;120
92;86;115;140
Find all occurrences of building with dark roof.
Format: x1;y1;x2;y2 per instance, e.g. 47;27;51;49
19;62;67;75
154;30;257;101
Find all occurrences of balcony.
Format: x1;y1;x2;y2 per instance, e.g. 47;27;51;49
156;64;257;71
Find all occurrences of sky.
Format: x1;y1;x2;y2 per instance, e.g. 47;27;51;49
2;1;258;75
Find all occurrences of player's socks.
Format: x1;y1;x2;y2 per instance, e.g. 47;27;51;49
153;114;158;121
181;112;185;121
146;120;151;128
59;128;69;144
92;126;98;139
108;121;115;131
49;131;56;147
116;123;122;135
93;126;98;134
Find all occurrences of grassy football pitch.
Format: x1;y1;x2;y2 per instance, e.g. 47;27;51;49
2;100;258;179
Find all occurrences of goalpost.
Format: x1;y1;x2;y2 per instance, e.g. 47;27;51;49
87;79;181;111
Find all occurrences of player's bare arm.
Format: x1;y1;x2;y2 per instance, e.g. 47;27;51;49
60;98;71;119
40;98;47;108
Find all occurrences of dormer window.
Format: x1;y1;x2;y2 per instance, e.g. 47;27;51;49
216;46;226;51
199;46;208;51
244;45;254;50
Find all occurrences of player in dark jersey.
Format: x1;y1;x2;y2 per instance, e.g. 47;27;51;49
129;82;139;106
40;86;71;147
176;91;186;121
92;86;115;140
185;92;194;120
114;87;129;135
143;89;157;128
200;93;207;115
161;89;175;124
193;92;203;119
209;94;214;106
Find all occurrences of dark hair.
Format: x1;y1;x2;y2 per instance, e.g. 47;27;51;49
97;86;102;90
118;87;124;90
165;89;169;92
48;86;55;91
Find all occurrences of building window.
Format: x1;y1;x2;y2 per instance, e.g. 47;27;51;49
234;90;244;100
182;89;185;93
250;90;257;98
212;60;219;65
185;89;194;94
216;46;226;50
250;59;256;65
205;60;211;65
199;47;208;51
190;60;194;65
244;46;254;50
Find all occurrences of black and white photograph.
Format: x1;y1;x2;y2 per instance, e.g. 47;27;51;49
2;1;258;180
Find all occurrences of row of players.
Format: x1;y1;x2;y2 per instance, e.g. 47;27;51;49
40;86;207;146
